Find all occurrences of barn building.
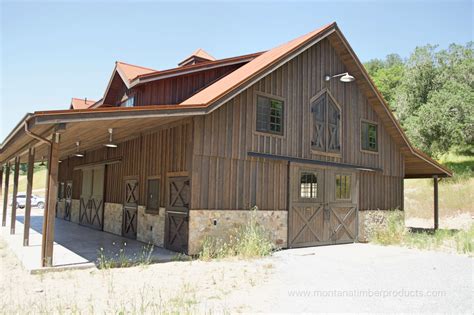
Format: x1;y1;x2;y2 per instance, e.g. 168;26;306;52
0;22;451;266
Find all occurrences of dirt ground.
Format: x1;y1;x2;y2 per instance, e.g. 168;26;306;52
0;238;274;314
1;240;472;314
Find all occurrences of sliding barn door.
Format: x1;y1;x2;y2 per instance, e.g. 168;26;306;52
79;166;105;230
122;179;138;239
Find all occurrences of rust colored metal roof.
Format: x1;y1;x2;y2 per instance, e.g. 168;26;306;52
116;61;157;82
180;23;335;106
132;51;264;84
70;98;96;109
178;48;216;66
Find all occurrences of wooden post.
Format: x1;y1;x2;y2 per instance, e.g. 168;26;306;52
10;157;20;234
433;175;439;230
0;166;3;218
41;133;60;267
23;147;35;246
2;163;10;227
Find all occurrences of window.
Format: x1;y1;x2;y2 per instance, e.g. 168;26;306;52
335;174;351;200
311;92;341;153
146;178;160;213
256;95;284;135
120;96;135;107
361;121;378;152
300;172;318;199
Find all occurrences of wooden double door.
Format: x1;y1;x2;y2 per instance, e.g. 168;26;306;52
79;166;105;230
289;164;359;248
122;179;139;239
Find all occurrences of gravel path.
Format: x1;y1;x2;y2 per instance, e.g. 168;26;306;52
224;243;473;313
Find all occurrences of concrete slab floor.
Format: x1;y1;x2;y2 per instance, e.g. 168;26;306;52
0;208;177;273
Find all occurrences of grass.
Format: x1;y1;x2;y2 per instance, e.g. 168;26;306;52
404;153;474;221
6;167;47;197
97;241;155;269
370;211;474;255
199;206;275;260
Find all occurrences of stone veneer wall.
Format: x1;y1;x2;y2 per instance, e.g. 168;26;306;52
136;206;166;247
358;209;404;242
71;199;80;223
188;210;288;255
103;203;123;236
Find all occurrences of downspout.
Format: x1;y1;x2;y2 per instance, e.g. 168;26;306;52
24;118;52;145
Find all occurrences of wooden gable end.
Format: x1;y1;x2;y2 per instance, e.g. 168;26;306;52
192;37;404;178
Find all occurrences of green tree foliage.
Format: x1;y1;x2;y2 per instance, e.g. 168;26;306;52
365;43;474;156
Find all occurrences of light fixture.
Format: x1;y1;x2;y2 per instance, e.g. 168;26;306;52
324;72;355;83
74;141;84;158
104;128;118;148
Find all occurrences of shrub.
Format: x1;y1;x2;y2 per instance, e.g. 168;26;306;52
370;211;406;245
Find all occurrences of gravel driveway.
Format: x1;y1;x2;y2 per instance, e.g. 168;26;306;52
224;243;473;313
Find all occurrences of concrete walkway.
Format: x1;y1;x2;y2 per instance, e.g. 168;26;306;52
0;208;176;272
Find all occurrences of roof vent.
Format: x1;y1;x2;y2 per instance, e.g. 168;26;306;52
178;48;216;67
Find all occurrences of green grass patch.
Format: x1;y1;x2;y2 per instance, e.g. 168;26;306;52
439;152;474;182
370;212;474;255
199;206;275;260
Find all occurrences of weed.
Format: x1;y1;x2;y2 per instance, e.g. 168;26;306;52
199;206;275;260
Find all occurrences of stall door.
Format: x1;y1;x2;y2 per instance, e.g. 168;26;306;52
79;166;105;230
165;177;190;253
122;179;138;239
288;165;358;248
64;181;73;221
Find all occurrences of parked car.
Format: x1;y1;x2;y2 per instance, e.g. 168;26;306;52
15;194;45;209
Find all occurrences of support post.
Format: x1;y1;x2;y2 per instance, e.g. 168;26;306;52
433;175;439;230
2;163;10;226
41;133;59;267
24;147;35;246
0;166;3;216
10;157;20;234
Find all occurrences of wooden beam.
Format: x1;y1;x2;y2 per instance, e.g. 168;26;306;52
0;167;3;219
23;147;35;246
434;175;439;230
2;163;10;226
10;157;20;234
41;133;59;267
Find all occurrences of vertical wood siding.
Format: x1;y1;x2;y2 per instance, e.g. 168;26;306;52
192;38;404;210
59;121;193;206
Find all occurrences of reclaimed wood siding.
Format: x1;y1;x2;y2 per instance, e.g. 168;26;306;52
58;121;192;206
192;38;404;210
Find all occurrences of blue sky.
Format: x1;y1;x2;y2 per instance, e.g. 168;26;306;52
1;0;472;140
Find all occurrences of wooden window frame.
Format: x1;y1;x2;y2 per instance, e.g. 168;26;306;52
360;119;379;154
253;92;286;138
310;89;342;158
335;173;352;200
145;175;161;214
299;171;319;200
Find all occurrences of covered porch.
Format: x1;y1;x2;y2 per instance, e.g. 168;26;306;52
0;206;176;272
0;106;196;268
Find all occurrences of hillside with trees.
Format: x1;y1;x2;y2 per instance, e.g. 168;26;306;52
364;42;473;157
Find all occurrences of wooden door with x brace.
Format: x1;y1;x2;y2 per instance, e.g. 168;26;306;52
288;164;359;248
165;176;190;253
122;178;139;239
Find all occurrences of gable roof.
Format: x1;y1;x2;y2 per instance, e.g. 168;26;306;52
70;98;95;109
180;23;335;106
116;61;157;83
178;48;216;66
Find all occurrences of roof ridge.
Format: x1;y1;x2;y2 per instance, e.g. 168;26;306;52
116;61;157;72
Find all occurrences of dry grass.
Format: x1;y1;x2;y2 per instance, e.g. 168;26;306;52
6;168;47;197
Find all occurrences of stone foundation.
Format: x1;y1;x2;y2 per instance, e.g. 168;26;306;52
71;199;80;223
358;209;404;242
103;203;123;236
136;206;166;247
188;210;288;255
